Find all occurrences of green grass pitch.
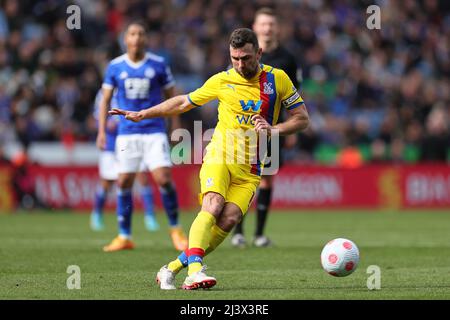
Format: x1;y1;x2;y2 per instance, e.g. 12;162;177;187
1;210;450;299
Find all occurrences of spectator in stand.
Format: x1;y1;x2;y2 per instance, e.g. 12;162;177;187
336;143;364;168
420;105;450;162
11;151;47;210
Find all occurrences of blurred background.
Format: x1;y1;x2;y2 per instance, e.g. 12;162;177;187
0;0;449;212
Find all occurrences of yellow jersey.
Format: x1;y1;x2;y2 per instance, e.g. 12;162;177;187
188;64;304;175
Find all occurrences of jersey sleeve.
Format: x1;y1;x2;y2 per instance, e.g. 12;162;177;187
160;63;176;89
278;70;304;110
102;63;116;90
187;73;221;107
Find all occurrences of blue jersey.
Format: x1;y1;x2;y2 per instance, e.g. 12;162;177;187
94;90;119;152
102;52;175;135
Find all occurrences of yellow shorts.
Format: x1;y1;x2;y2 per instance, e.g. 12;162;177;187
199;162;261;215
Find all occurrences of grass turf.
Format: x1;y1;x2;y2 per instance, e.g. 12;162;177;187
1;210;450;300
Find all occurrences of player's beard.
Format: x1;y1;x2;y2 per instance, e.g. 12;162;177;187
237;65;259;80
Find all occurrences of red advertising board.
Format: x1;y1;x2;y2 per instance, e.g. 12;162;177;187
18;164;450;211
272;164;450;209
401;165;450;208
271;166;381;208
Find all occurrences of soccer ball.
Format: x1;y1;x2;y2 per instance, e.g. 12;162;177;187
321;238;359;277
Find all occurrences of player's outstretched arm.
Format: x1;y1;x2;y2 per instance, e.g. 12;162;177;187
109;94;195;122
163;86;182;132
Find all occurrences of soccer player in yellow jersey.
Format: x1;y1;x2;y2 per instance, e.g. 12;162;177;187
110;28;310;290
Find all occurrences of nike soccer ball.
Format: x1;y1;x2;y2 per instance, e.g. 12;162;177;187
321;238;359;277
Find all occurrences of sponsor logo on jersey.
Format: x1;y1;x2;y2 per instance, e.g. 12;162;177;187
239;100;262;112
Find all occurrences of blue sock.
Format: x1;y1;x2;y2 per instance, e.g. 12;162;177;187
177;251;189;267
160;184;179;227
93;186;107;215
117;188;133;238
140;185;155;218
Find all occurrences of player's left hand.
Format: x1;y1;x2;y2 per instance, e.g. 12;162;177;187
252;114;272;135
109;108;144;122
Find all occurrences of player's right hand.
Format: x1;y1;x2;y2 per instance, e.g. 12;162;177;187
109;108;144;122
96;132;106;150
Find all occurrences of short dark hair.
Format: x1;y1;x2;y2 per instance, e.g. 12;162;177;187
229;28;259;51
125;20;148;33
254;7;278;21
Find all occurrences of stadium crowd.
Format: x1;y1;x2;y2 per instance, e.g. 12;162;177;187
0;0;449;165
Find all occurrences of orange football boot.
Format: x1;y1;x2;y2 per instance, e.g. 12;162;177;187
103;236;135;252
170;227;188;251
